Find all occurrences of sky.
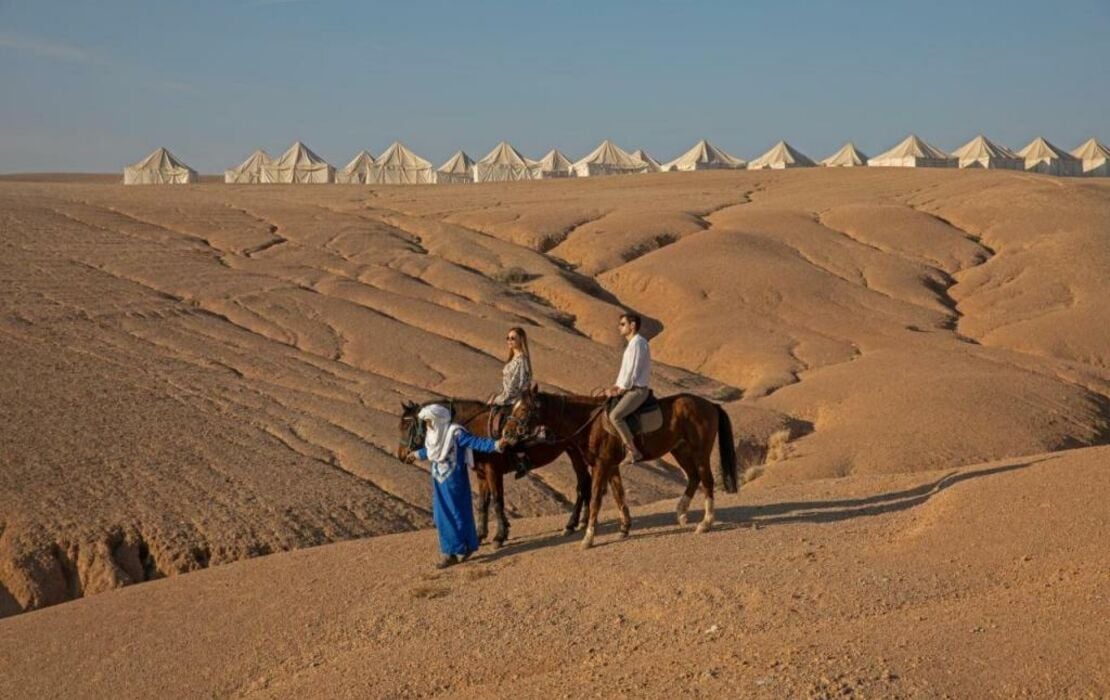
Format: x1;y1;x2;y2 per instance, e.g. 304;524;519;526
1;0;1108;173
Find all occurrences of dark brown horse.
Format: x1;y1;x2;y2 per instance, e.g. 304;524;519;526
397;398;623;547
505;387;738;548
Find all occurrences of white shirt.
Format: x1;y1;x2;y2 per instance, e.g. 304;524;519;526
615;333;651;390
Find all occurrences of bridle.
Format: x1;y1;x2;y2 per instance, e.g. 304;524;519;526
399;412;427;454
399;399;488;455
504;392;608;445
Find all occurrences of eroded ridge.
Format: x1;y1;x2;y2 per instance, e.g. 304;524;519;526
1;168;1107;614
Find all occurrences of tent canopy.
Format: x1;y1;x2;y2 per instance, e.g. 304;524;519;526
868;134;955;168
533;149;574;177
571;140;650;177
951;135;1022;169
662;139;745;171
336;150;376;184
1071;138;1110;176
821;142;869;167
261;141;335;183
368;142;434;184
1071;137;1110;162
224;149;271;183
473;141;538;182
435;150;475;184
748;141;815;169
1018;137;1082;176
631;149;662;172
124;147;197;185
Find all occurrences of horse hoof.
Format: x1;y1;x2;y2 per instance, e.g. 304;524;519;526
696;522;712;534
580;532;595;550
677;515;688;526
562;527;575;536
491;540;503;551
619;529;630;539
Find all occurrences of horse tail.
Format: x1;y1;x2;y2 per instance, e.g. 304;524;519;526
716;405;738;494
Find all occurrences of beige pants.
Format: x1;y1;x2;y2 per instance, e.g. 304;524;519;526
609;387;649;450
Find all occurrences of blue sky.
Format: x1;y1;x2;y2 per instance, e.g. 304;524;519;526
1;0;1108;172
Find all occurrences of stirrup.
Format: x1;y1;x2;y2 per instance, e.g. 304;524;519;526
619;446;642;466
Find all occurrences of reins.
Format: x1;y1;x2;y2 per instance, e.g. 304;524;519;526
553;392;608;440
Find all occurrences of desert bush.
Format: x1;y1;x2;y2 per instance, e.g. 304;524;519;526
493;266;532;284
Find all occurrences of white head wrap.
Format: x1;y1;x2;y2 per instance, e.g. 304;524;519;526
416;404;476;485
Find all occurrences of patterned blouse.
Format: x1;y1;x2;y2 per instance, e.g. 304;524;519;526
493;354;532;405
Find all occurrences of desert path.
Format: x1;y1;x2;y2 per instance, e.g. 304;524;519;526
1;446;1107;698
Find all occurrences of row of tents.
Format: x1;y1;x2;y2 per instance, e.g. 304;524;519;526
123;135;1110;185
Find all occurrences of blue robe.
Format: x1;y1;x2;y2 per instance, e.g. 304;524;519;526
417;429;499;556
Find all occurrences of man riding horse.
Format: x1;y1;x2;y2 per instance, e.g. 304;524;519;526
606;312;651;466
504;311;739;548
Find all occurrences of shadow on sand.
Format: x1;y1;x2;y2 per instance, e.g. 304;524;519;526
474;454;1058;563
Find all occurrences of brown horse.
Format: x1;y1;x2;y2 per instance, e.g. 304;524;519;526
397;398;623;547
505;387;738;549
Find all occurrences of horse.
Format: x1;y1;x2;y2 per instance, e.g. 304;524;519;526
504;386;738;549
397;398;631;548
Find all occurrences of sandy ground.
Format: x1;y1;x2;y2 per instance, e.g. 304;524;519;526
1;446;1106;698
1;169;1107;632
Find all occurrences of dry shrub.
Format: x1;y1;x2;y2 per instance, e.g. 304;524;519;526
493;266;532;284
711;386;743;402
739;428;793;484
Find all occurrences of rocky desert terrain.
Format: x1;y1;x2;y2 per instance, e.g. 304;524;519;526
0;168;1107;696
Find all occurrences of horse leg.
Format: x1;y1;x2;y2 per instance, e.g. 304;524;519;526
477;474;491;543
608;469;632;538
672;446;701;527
693;439;717;534
582;461;610;550
565;451;590;536
492;469;510;548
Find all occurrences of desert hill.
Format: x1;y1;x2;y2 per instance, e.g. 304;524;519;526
1;446;1107;698
1;169;1107;618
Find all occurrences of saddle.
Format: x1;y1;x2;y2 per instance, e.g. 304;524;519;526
604;390;663;438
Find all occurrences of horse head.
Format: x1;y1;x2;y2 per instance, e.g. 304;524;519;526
502;384;549;446
397;400;426;460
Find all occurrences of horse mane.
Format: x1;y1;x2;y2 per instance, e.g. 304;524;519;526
535;390;607;406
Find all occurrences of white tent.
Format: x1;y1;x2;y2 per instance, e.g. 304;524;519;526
1017;137;1082;176
532;149;574;178
1070;138;1110;177
260;141;334;183
662;140;746;171
631;149;663;172
868;134;956;168
435;151;475;184
336;150;376;184
367;142;434;184
473;141;538;183
747;141;816;170
224;149;271;183
570;140;651;177
123;147;197;185
820;142;869;167
951;135;1023;170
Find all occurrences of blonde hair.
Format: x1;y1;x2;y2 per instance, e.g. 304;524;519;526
506;326;531;367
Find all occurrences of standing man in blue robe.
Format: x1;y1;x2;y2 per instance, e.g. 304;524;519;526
407;404;506;568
